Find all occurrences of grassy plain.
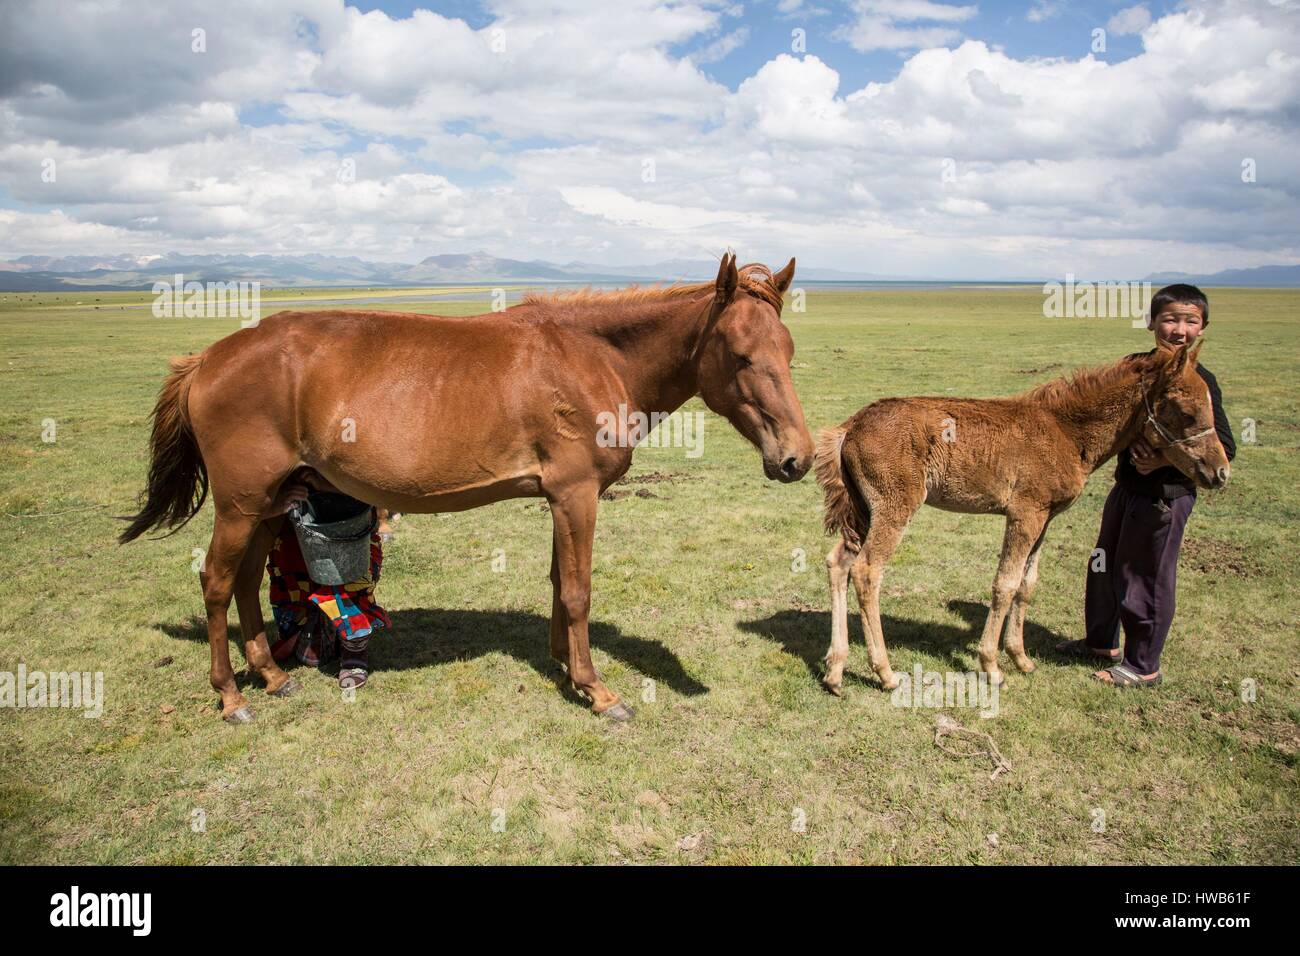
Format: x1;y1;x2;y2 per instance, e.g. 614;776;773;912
0;285;1295;864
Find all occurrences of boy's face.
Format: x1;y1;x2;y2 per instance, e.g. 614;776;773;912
1152;302;1205;347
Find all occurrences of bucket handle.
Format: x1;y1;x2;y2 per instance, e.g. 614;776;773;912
288;505;378;543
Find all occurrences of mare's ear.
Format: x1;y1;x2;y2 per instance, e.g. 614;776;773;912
772;257;796;295
714;251;738;308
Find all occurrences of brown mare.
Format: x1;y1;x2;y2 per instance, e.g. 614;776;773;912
121;254;814;722
815;341;1229;693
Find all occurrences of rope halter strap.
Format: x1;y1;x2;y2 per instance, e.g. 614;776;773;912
1142;386;1215;448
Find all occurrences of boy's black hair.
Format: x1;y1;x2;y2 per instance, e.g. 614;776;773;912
1150;283;1210;327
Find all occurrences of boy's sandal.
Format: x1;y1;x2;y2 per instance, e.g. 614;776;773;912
1055;639;1121;661
1092;664;1162;688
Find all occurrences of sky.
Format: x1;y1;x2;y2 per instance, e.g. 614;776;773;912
0;0;1297;279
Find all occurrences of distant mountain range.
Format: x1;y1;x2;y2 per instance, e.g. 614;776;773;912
1142;264;1300;287
0;252;1296;291
0;251;897;292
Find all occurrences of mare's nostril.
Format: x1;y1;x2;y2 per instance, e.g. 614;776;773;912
780;456;798;478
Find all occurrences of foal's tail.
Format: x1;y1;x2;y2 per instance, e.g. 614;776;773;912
119;353;208;543
814;426;870;551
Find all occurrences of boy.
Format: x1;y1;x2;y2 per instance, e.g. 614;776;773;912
1056;284;1235;687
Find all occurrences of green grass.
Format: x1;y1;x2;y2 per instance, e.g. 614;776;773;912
0;286;1296;864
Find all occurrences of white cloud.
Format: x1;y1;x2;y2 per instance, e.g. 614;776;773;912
0;0;1296;278
1027;1;1063;24
836;0;978;52
1108;5;1153;36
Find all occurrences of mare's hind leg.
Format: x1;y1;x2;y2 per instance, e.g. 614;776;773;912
823;537;859;695
201;508;262;721
232;517;297;697
849;512;914;691
978;511;1048;684
1002;522;1051;674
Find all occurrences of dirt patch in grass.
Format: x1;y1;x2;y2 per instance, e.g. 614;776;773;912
1180;537;1264;577
600;488;659;501
1017;363;1063;374
618;471;700;485
1198;707;1300;758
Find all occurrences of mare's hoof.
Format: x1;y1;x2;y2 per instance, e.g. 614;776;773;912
223;705;256;724
597;700;635;722
269;677;300;698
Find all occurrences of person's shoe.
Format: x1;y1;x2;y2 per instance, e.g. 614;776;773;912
1092;664;1162;688
338;640;368;690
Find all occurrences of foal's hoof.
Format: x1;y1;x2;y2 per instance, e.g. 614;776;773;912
596;700;636;722
879;674;901;691
1014;658;1036;674
268;677;300;698
223;705;256;724
823;679;844;698
987;670;1005;687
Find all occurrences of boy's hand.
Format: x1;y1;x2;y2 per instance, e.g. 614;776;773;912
268;482;310;517
1129;438;1168;475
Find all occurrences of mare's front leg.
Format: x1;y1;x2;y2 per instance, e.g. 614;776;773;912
979;512;1048;684
547;481;633;721
548;534;570;668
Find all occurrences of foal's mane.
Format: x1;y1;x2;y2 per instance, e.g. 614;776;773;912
520;263;786;314
1021;352;1149;408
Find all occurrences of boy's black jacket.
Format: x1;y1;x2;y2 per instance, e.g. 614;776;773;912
1115;350;1236;500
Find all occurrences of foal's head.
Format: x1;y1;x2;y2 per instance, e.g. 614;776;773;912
696;253;814;482
1141;340;1230;489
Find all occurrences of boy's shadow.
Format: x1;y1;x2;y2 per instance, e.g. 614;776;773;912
739;599;1067;689
160;608;708;698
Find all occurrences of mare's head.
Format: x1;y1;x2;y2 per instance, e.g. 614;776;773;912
1141;340;1230;490
695;252;814;482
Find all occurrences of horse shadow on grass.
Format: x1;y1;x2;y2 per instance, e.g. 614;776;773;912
739;599;1068;691
160;608;708;699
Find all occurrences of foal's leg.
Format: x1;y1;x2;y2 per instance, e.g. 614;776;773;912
232;518;297;697
1002;523;1051;674
978;513;1048;685
548;482;631;720
548;534;570;667
200;509;261;721
850;514;912;691
823;537;858;695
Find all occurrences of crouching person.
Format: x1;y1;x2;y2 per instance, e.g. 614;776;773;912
264;471;390;690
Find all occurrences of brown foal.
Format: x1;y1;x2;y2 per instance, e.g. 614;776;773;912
815;341;1229;692
122;253;814;722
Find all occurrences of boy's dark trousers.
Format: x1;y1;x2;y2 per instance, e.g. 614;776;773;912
1084;482;1194;674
